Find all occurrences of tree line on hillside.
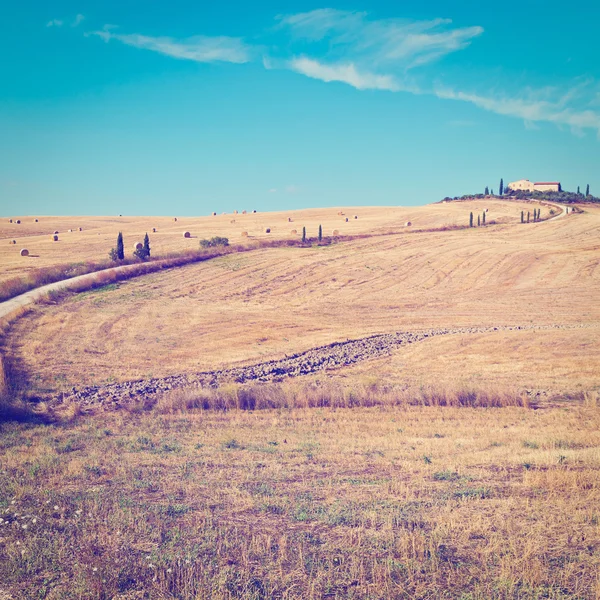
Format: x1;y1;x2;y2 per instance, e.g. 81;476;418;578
443;179;598;204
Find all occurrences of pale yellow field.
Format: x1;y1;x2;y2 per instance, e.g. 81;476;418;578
5;200;599;396
1;200;536;283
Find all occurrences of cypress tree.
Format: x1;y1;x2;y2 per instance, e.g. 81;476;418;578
482;211;486;225
527;211;530;223
318;224;322;242
470;212;473;227
117;232;124;260
577;186;581;195
586;184;590;196
484;186;489;195
143;232;150;259
521;211;524;223
499;178;504;196
302;226;306;243
491;189;494;196
477;214;481;226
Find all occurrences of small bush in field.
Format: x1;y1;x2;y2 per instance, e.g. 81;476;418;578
200;236;229;248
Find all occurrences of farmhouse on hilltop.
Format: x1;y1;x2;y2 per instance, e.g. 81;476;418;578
508;179;561;192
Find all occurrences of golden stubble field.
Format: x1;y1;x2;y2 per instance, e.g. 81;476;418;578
5;200;600;396
1;200;536;283
0;404;599;599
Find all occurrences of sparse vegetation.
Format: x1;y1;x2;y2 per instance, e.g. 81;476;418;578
0;402;598;599
199;236;229;248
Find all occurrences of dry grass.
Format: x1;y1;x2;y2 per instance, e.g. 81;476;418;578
0;404;598;599
0;201;534;285
4;203;599;394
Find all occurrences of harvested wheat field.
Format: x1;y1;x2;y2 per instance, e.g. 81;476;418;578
0;404;599;599
0;200;535;284
2;199;600;600
4;201;599;398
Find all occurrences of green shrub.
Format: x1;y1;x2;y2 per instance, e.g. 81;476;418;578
200;236;229;248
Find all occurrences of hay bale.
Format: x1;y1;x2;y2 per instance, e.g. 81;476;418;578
35;219;38;222
8;219;12;223
174;217;178;222
68;229;72;232
212;212;217;216
52;235;58;242
152;227;156;233
20;248;29;257
253;210;257;213
265;228;271;233
16;220;21;224
290;229;297;235
345;217;349;222
288;217;292;222
242;210;247;214
241;231;249;237
11;240;16;245
230;219;236;224
332;229;339;236
53;230;59;234
484;208;489;212
134;242;143;250
78;227;82;231
405;221;412;227
354;215;358;219
183;231;191;238
234;210;238;214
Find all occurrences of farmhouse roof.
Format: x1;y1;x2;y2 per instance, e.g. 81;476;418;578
534;182;560;185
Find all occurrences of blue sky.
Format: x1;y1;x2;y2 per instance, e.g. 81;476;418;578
1;1;599;216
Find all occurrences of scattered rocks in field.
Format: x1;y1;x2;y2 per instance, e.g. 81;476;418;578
55;323;593;408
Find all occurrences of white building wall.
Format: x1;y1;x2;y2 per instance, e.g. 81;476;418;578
533;183;560;192
508;179;535;192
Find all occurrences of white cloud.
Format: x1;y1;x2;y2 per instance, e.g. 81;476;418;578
277;9;483;69
435;86;600;135
269;188;277;193
46;19;63;27
290;57;400;91
87;29;253;64
72;14;85;27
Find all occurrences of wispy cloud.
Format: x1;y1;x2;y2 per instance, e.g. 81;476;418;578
46;19;63;28
87;28;253;64
277;9;483;69
290;57;401;91
435;84;600;136
72;14;85;27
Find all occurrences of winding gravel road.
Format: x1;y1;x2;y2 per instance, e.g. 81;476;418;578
57;322;594;407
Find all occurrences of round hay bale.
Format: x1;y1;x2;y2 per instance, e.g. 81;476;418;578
212;212;217;216
288;217;292;222
332;229;339;236
290;229;297;235
354;215;358;219
20;248;29;257
230;219;236;224
16;220;21;224
174;217;178;222
152;227;156;233
78;227;82;231
68;229;73;232
134;242;143;250
53;230;59;235
345;217;349;222
241;231;249;237
9;219;12;223
242;210;247;214
484;208;489;212
11;240;16;244
183;231;191;238
253;210;257;213
265;228;271;233
52;235;58;242
405;221;412;227
35;219;39;222
234;210;238;214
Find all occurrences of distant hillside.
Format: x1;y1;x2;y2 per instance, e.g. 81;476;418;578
444;190;599;204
